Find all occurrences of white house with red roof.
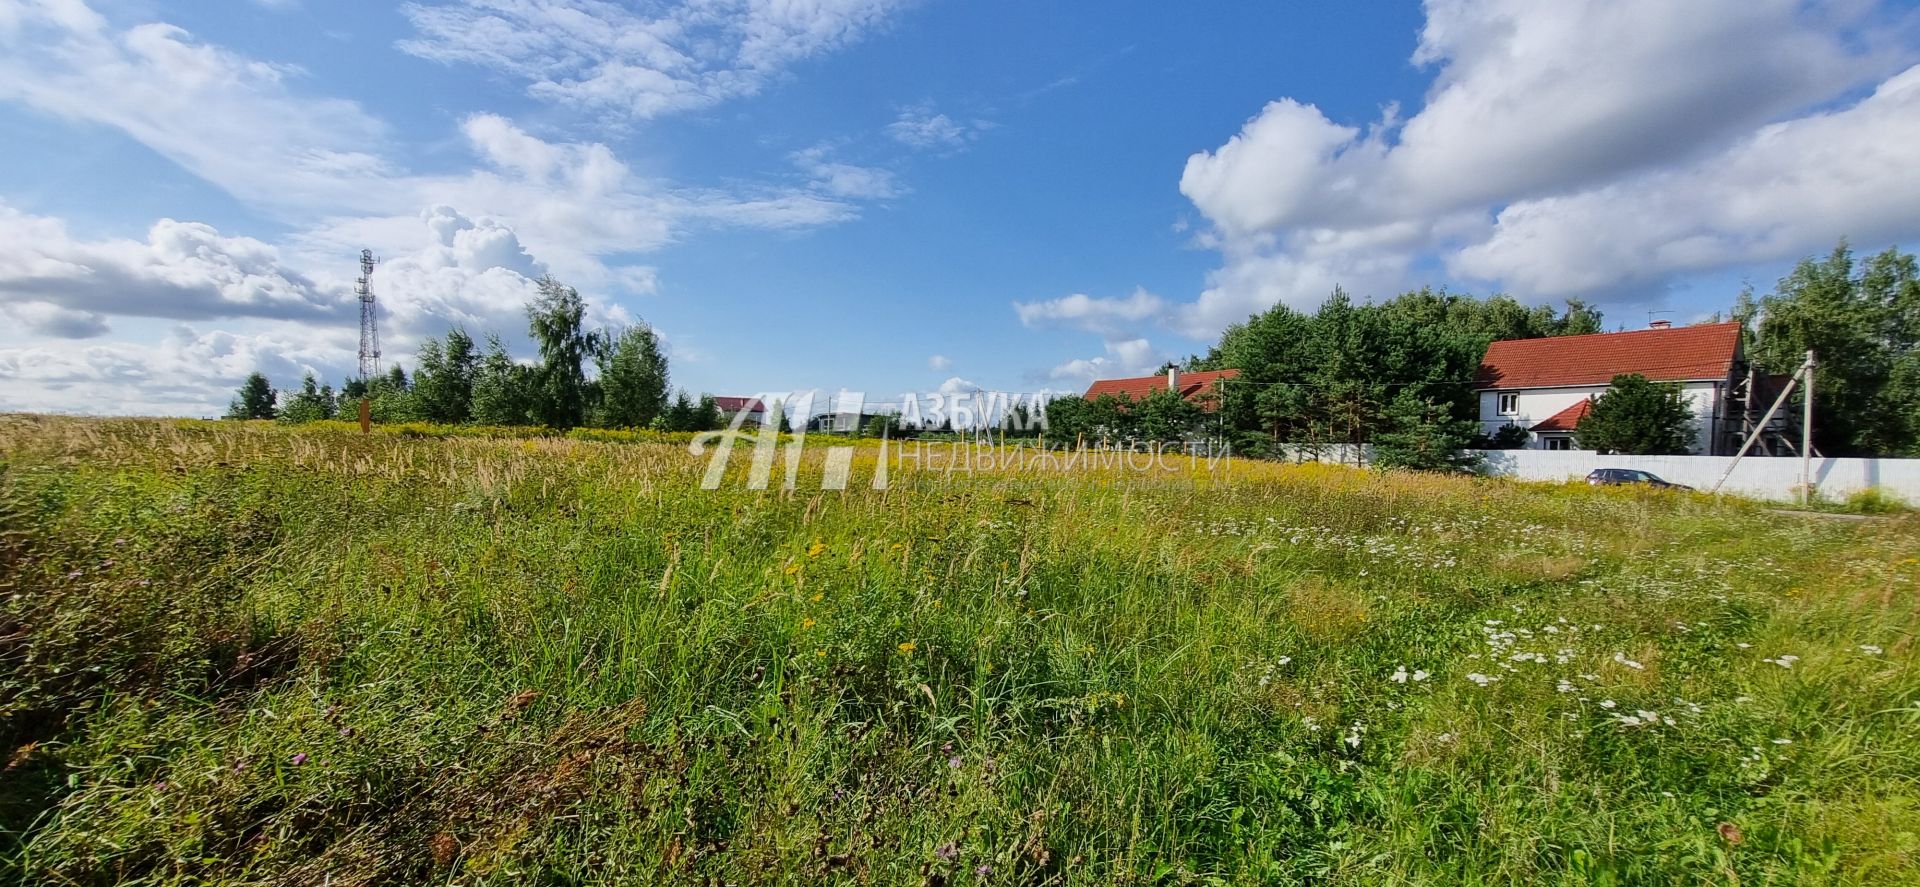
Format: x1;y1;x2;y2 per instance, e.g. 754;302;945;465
1475;321;1746;454
711;396;766;427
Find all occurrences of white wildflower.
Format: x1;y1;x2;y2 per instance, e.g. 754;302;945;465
1612;652;1645;670
1600;699;1617;709
1859;645;1883;655
1411;669;1430;682
1390;666;1409;684
1466;673;1494;687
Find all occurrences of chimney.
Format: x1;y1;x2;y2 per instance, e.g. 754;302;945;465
1167;365;1180;392
1649;319;1673;330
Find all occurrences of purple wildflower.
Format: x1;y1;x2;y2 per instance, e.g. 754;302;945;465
975;864;993;876
290;752;308;766
948;756;963;768
935;843;958;861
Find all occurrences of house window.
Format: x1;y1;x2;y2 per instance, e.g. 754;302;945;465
1497;393;1518;415
1544;436;1572;451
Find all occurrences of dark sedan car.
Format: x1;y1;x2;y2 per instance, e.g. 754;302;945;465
1586;468;1692;490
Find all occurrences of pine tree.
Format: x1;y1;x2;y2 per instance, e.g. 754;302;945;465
225;372;277;420
660;391;697;431
694;394;723;432
1371;392;1481;471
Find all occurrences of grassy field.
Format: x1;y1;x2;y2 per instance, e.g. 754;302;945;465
1;415;1916;886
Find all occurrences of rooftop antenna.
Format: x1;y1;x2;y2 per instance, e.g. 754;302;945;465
355;249;381;380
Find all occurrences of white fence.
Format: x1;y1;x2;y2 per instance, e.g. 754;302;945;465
1471;449;1920;505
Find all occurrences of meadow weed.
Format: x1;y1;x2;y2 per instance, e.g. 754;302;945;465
0;416;1915;885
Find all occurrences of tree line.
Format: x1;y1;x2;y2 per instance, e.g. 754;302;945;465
226;277;729;432
1045;290;1603;468
1040;239;1920;468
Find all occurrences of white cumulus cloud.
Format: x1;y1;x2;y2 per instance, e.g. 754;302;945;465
0;201;341;327
1164;0;1912;338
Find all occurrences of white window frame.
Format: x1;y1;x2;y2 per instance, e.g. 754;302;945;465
1497;392;1519;416
1543;435;1572;451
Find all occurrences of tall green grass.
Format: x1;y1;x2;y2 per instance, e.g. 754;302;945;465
1;415;1915;885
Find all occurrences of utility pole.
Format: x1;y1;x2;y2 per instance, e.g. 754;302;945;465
1710;350;1815;497
1801;349;1815;505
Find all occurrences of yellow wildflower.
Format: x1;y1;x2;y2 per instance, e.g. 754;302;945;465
801;618;817;629
897;641;916;654
807;539;827;558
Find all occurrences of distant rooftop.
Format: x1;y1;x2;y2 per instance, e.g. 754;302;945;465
1084;369;1240;405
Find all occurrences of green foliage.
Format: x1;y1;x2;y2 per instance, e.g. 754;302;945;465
695;394;724;433
2;416;1915;885
1043;395;1088;443
864;413;901;438
470;334;537;426
595;324;670;429
1751;241;1920;455
224;372;277;420
1838;486;1908;515
1574;374;1696;455
526;276;598;430
1135;387;1206;442
655;390;698;432
1371;392;1482;472
1474;422;1531;450
1201;288;1592;455
413;328;478;424
277;374;336;424
1000;401;1040;438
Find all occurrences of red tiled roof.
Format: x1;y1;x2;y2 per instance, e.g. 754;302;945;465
1477;322;1741;389
712;396;764;412
1530;399;1591;432
1084;369;1239;406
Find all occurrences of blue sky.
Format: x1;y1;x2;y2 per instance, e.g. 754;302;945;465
1;0;1917;416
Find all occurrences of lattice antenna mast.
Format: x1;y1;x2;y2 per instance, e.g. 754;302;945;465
355;249;381;380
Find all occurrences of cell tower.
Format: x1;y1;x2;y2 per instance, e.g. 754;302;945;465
355;249;381;380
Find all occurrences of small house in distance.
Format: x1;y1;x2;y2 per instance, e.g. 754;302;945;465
712;396;766;428
1083;367;1240;407
1475;321;1758;454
